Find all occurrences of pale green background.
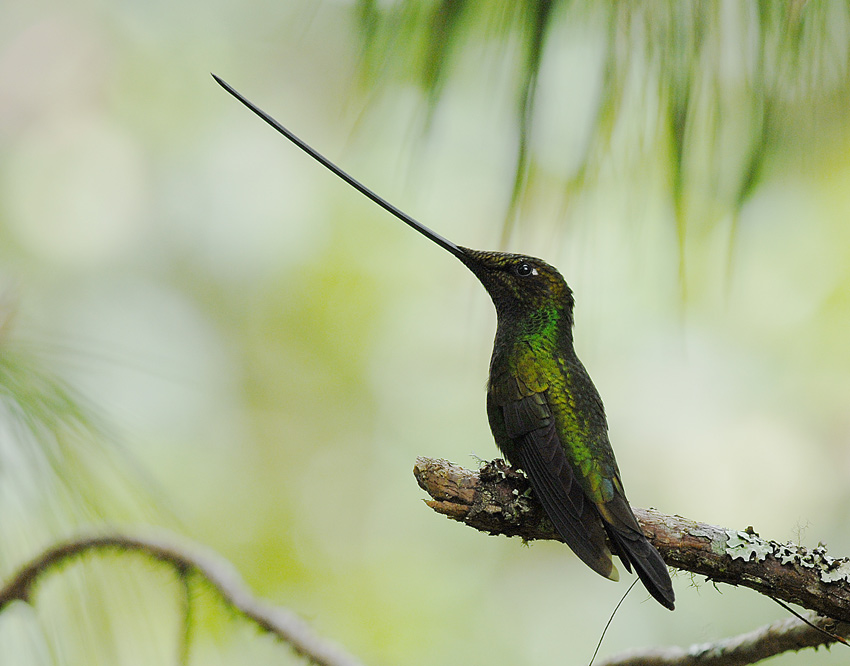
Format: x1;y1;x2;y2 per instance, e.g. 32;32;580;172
1;1;849;665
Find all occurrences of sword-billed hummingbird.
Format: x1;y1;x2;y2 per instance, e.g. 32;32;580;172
213;75;675;611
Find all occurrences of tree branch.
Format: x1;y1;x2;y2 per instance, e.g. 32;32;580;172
597;612;848;666
0;533;364;666
413;457;850;628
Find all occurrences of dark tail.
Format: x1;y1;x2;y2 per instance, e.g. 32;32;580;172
607;526;675;610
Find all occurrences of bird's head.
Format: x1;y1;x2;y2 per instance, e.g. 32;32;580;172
457;248;575;321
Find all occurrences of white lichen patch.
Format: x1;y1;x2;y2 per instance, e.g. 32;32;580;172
821;561;850;584
724;530;850;584
726;530;771;562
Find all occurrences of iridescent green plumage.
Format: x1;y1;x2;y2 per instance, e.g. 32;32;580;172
462;250;674;609
214;76;675;611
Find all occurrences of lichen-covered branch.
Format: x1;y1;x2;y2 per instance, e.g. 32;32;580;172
413;457;850;625
597;612;848;666
0;533;364;666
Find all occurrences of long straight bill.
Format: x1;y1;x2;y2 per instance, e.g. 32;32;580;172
212;74;465;259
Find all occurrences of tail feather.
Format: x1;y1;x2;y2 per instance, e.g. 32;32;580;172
607;526;675;610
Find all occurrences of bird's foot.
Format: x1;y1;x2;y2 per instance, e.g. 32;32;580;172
479;459;530;489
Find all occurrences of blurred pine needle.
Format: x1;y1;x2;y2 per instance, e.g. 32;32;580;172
0;307;178;664
356;1;850;275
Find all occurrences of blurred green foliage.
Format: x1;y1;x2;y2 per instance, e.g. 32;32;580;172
359;1;850;268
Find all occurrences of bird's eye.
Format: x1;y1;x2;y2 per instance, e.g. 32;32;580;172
514;262;537;277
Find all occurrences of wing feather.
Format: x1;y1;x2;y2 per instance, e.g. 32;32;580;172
498;388;617;580
488;353;674;609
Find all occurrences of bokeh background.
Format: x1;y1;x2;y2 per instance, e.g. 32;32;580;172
2;1;850;664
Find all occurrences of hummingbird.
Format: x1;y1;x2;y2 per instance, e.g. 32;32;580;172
212;75;675;610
